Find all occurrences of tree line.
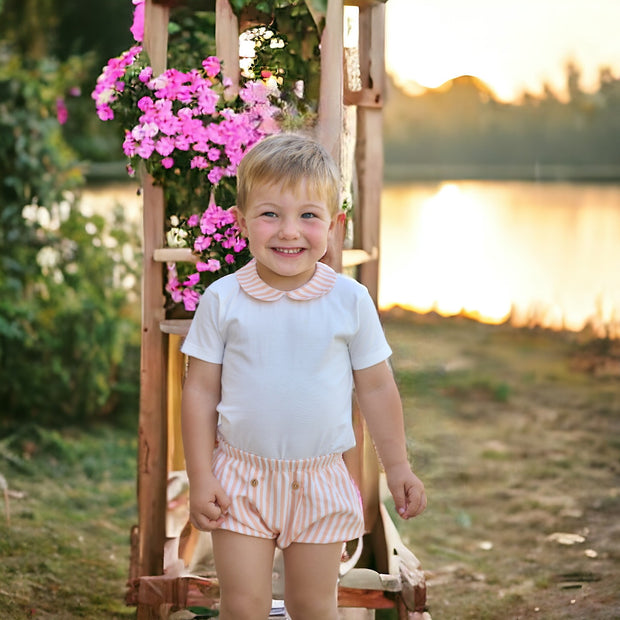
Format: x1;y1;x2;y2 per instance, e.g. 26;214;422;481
383;63;620;180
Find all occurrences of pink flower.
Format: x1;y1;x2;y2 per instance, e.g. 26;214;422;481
182;289;201;312
187;214;200;227
258;116;281;134
183;273;200;287
191;156;209;169
224;254;235;264
202;56;221;78
56;98;68;125
233;238;247;252
137;96;153;112
194;236;212;251
174;135;191;151
208;166;225;184
122;132;137;156
204;259;221;272
136;137;155;159
161;157;174;169
96;104;114;121
130;0;145;42
139;67;153;83
240;81;270;105
155;136;175;156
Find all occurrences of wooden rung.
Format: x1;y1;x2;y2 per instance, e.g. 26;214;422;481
160;319;192;335
153;248;196;263
342;247;378;268
339;568;401;592
152;248;376;268
345;0;388;6
344;87;383;108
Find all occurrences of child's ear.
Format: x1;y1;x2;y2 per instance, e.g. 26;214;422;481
229;206;247;235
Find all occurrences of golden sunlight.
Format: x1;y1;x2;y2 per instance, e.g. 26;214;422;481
380;183;512;325
379;182;620;336
385;0;620;102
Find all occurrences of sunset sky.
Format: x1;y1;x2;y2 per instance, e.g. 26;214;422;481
384;0;620;102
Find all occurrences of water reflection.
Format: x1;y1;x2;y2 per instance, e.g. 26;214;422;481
83;180;620;337
380;181;620;336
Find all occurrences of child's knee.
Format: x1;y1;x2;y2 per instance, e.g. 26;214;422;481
284;590;338;620
219;589;272;620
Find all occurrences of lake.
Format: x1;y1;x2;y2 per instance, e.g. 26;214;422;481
379;180;620;337
83;179;620;337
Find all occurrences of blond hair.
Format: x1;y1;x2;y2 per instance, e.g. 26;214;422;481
236;133;340;215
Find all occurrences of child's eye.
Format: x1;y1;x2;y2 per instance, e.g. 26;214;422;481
301;212;317;219
261;211;277;218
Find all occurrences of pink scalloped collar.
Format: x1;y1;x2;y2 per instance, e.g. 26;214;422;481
236;259;337;301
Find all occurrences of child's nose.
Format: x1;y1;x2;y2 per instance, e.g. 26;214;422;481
278;218;300;239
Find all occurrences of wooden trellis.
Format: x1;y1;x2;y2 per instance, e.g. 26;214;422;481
127;1;428;618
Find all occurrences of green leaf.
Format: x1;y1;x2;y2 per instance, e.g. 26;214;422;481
187;607;219;617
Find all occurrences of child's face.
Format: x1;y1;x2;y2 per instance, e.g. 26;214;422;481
234;179;335;291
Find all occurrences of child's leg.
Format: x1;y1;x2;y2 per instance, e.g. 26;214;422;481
212;529;276;620
282;541;343;620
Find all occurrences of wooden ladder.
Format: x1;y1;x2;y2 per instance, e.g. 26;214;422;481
129;1;427;617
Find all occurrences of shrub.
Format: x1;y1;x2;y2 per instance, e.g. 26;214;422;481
0;54;140;430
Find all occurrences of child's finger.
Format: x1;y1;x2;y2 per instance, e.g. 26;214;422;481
405;487;427;517
214;489;231;513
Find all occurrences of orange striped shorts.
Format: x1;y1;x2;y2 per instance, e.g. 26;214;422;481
212;437;365;549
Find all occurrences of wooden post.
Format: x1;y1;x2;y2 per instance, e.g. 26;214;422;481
167;335;186;473
216;0;240;97
317;0;344;166
355;3;385;305
136;0;170;579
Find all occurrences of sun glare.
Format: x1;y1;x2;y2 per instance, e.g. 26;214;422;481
380;184;513;325
385;0;620;103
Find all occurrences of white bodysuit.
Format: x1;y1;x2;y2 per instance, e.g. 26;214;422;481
181;259;392;460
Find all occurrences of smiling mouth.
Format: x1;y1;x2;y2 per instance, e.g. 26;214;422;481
273;247;304;255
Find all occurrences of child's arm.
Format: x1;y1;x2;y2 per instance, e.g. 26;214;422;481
353;360;427;519
181;357;231;530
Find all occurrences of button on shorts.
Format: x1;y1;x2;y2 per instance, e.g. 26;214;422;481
212;437;365;549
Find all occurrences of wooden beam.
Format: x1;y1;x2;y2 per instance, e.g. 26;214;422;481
136;0;170;580
317;0;344;165
153;247;196;263
144;1;169;75
137;174;169;579
345;0;388;6
354;2;385;304
344;87;383;108
216;0;240;97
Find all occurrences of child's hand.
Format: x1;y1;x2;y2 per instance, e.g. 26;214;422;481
384;463;427;519
188;475;231;531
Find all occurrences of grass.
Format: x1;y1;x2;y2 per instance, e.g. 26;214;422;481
1;310;619;619
0;426;137;619
385;309;620;619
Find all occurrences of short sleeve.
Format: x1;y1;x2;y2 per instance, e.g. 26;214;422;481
180;288;225;364
348;287;392;370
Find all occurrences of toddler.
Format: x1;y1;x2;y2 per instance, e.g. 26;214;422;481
181;133;426;620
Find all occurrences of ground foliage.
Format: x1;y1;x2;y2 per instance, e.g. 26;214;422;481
385;310;620;619
1;315;619;618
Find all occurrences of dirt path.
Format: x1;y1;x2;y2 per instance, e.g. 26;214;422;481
382;310;620;619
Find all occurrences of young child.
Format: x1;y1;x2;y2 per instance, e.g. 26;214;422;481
181;133;426;620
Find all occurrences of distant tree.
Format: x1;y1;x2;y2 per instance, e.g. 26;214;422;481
566;61;583;103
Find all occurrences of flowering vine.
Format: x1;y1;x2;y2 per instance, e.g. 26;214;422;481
166;202;252;311
92;0;318;311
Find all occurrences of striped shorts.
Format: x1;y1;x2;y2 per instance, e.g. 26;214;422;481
212;437;365;549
